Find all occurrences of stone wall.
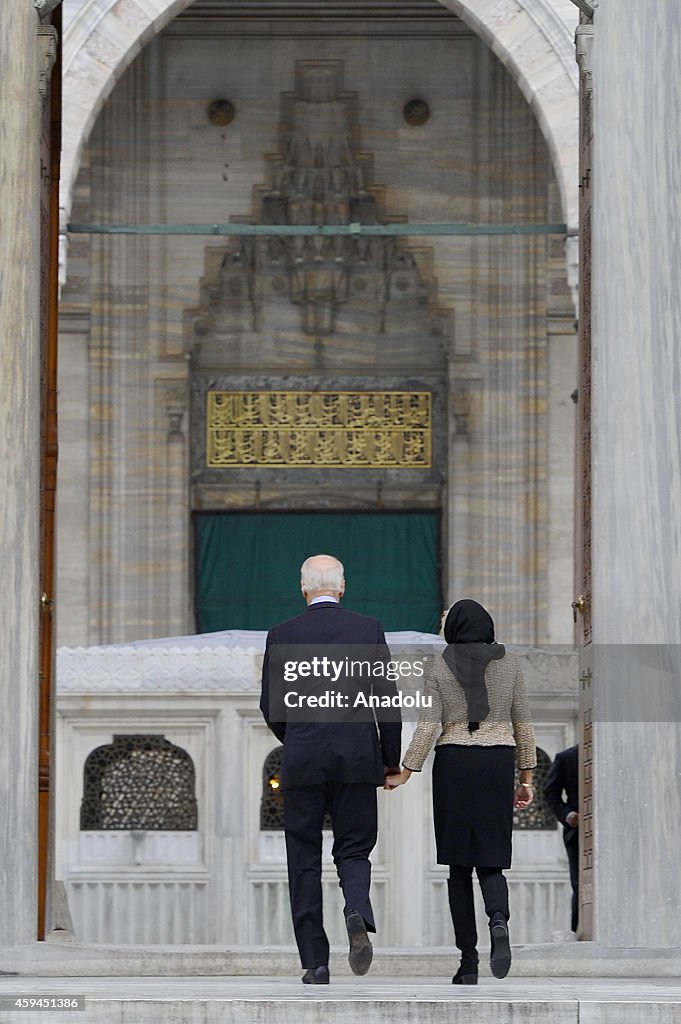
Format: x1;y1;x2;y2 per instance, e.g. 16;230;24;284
55;636;579;945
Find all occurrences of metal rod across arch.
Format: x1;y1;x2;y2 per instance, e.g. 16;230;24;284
569;0;597;18
68;221;571;237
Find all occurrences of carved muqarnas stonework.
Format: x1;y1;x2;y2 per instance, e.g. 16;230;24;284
206;390;432;468
187;60;451;348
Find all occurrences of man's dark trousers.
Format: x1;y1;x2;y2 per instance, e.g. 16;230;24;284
544;744;579;932
284;780;378;968
564;824;579;932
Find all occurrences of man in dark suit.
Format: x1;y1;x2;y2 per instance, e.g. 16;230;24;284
260;553;401;984
544;744;579;932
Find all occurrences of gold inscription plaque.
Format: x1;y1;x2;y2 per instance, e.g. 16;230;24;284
206;390;432;468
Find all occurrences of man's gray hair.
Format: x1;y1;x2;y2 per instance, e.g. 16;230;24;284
300;554;345;593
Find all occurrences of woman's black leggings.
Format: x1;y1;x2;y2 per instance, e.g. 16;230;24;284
447;865;509;962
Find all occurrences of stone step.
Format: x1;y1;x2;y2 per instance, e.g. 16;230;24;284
1;942;680;978
0;977;680;1024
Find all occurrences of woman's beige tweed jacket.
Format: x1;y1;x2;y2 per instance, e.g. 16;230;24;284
402;651;537;772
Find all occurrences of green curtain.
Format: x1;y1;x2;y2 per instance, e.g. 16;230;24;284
195;511;441;633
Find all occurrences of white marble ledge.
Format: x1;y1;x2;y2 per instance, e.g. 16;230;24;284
0;974;680;999
56;647;263;692
56;634;578;693
1;941;680;976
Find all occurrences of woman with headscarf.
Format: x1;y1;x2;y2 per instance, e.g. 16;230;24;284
386;599;536;984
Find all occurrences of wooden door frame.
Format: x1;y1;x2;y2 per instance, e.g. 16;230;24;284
38;2;61;941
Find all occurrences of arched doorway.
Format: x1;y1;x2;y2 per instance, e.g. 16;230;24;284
57;0;578;648
53;0;581;947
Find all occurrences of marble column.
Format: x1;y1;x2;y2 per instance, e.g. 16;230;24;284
0;2;41;946
590;2;681;947
160;382;193;636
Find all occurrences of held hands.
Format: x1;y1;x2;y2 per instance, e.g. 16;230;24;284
384;767;412;790
384;770;537;803
513;783;534;810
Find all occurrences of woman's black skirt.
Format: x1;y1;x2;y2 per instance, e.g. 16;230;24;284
432;744;515;868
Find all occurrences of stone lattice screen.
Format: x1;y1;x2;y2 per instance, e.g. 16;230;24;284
514;747;558;830
80;734;198;830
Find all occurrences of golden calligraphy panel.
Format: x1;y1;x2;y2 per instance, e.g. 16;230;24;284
206;390;432;468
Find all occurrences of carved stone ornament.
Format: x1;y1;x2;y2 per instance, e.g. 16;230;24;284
164;386;187;442
452;390;472;437
57;641;578;695
37;24;58;108
575;23;594;99
188;60;450;343
34;0;62;17
57;644;265;693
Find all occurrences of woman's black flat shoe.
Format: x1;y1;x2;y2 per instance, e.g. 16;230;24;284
452;966;478;985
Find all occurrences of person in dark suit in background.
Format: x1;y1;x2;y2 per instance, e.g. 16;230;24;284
260;554;401;985
544;743;579;932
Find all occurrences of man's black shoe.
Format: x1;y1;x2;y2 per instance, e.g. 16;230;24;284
302;966;330;984
489;912;511;979
345;910;373;976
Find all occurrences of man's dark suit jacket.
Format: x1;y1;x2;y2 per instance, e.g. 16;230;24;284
544;744;579;832
260;601;402;789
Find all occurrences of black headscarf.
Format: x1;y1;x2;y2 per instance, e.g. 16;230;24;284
442;599;506;733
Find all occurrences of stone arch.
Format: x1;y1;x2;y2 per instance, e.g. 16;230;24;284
439;0;579;229
60;0;578;279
